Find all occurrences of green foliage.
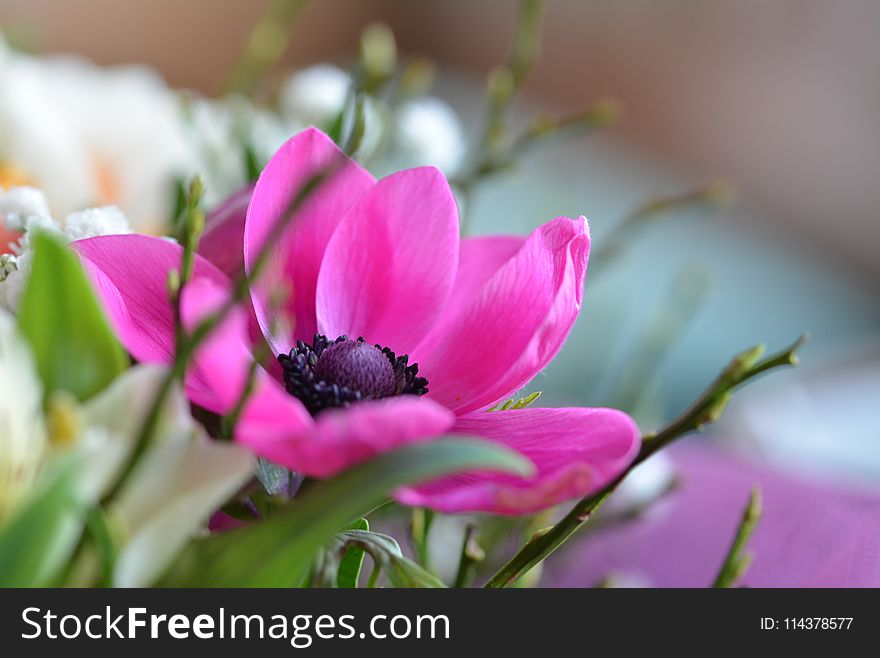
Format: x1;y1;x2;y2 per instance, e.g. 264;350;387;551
336;518;369;588
314;525;445;589
0;459;86;586
17;232;127;402
159;440;531;587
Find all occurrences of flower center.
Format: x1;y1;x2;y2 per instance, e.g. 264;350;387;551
278;334;428;416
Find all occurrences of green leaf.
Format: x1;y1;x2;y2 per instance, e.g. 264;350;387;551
0;459;86;586
17;232;127;401
160;439;532;587
337;518;369;588
337;529;445;588
386;555;446;588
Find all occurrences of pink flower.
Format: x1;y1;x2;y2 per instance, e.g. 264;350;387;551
73;127;639;515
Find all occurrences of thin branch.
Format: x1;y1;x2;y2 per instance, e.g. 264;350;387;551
453;524;484;588
712;487;762;588
102;166;337;503
589;178;736;274
483;335;807;588
221;0;309;97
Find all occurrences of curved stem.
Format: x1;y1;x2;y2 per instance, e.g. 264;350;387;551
484;335;807;588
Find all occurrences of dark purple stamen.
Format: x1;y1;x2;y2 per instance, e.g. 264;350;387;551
278;334;429;416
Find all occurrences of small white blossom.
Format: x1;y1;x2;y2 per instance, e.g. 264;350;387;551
0;250;29;311
278;64;351;127
0;186;133;311
393;97;466;174
63;205;131;242
0;186;51;230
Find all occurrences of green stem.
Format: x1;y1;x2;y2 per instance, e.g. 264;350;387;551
459;99;621;189
712;487;762;588
223;355;262;440
457;0;545;232
589;178;736;274
410;508;434;568
103;178;204;503
221;0;308;97
483;335;807;588
85;506;118;588
103;168;335;504
478;0;544;152
452;524;484;588
366;562;381;588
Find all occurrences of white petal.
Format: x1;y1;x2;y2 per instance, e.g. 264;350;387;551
112;436;255;587
78;364;191;502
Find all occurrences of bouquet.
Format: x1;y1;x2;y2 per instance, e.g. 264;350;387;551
0;1;810;590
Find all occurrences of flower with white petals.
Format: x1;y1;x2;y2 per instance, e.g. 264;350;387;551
0;185;52;230
0;186;132;311
0;308;46;522
393;97;466;174
0;318;254;586
0;36;197;232
278;64;352;128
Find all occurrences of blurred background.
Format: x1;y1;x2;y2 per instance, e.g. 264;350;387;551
2;0;878;585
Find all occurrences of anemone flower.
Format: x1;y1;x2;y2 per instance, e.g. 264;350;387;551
73;127;639;515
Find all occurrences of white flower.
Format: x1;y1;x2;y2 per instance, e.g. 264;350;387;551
183;97;247;205
184;95;291;206
278;64;351;127
0;250;29;311
0;186;51;230
73;365;255;587
247;105;293;165
62;206;131;242
0;186;132;311
0;336;255;586
0;308;46;522
0;37;198;232
393;97;466;174
276;64;382;161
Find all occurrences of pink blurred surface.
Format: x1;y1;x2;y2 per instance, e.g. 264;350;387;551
542;444;880;588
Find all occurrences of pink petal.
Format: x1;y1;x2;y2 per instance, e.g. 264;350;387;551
208;511;246;532
73;234;229;367
178;279;251;411
179;278;312;430
316;167;459;355
76;235;314;445
395;407;640;515
413;216;590;415
198;184;253;278
245;127;375;355
427;234;525;325
240;395;455;479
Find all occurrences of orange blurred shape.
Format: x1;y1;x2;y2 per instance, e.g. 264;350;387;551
0;162;31;254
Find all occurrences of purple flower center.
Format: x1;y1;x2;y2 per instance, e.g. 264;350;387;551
278;334;429;416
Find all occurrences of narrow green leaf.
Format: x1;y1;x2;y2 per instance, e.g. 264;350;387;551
339;529;445;588
160;439;532;587
337;518;369;588
17;232;127;401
